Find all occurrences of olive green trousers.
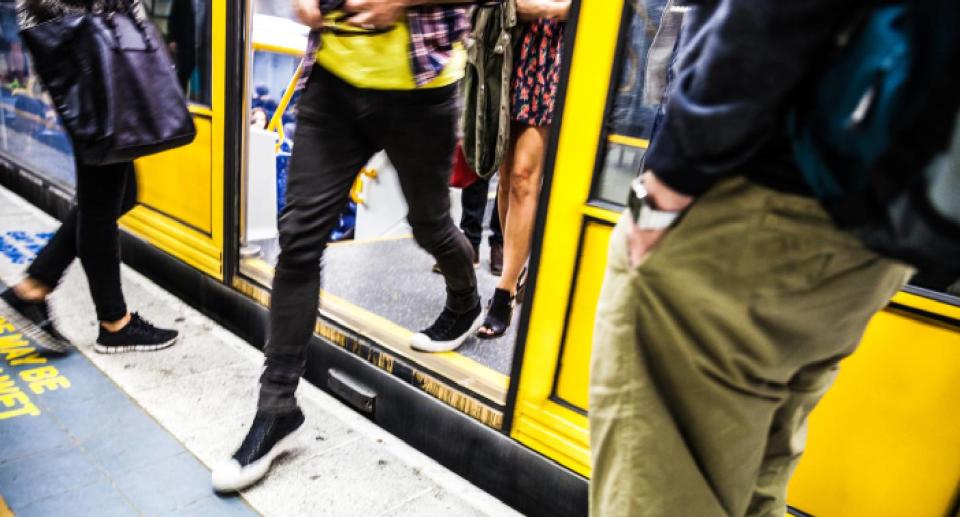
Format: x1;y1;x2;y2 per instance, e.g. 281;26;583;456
589;177;913;516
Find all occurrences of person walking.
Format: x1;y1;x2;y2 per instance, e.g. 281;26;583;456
589;2;918;516
476;0;570;338
212;0;483;491
0;0;179;356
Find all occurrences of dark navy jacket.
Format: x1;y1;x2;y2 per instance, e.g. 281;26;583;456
643;0;864;196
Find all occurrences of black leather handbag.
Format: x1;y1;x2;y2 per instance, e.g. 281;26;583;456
20;0;196;165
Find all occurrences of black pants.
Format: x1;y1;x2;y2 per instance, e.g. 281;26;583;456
27;162;137;322
258;67;480;414
459;176;502;251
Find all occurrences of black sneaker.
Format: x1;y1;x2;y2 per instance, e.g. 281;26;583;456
94;312;178;354
212;408;306;492
410;302;483;352
0;288;70;354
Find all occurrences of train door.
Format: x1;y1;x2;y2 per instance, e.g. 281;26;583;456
123;0;224;279
509;0;662;478
514;0;960;515
235;0;512;430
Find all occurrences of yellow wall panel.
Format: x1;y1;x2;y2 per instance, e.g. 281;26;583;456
135;116;213;235
788;312;960;516
555;221;612;411
119;0;225;280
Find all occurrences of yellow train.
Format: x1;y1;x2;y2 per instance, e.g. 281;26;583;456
1;0;957;515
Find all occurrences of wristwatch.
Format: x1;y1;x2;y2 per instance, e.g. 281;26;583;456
627;176;680;230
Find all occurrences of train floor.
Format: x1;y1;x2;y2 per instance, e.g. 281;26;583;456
245;192;519;377
324;235;518;376
0;185;519;517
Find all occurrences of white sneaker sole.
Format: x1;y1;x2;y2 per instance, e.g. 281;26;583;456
93;337;178;354
409;311;483;353
211;422;307;493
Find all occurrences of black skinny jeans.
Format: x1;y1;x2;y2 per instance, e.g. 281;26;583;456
27;162;137;322
460;176;502;251
258;67;480;415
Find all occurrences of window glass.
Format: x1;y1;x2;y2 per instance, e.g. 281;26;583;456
593;0;670;205
0;0;76;187
143;0;214;106
0;0;212;189
240;2;309;268
910;273;960;299
592;2;960;302
254;0;295;18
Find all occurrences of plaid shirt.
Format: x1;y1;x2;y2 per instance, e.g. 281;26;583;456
297;6;470;91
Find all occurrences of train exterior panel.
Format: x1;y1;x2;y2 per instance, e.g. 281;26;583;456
1;1;957;515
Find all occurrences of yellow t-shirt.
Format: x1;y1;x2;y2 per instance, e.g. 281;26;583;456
315;14;465;90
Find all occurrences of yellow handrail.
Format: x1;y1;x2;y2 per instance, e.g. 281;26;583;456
258;53;376;207
266;61;304;152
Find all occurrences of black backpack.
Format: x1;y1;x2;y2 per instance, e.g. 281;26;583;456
790;0;960;277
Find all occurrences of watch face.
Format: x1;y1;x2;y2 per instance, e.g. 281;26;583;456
630;176;647;200
627;177;646;224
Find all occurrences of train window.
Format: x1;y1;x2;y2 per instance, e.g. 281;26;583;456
239;1;308;271
909;272;960;299
593;0;672;206
0;0;77;187
0;0;212;189
591;2;960;306
142;0;213;106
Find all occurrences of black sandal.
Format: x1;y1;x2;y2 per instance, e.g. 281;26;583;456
477;288;515;339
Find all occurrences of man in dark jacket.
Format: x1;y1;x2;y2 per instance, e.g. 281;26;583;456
589;2;914;515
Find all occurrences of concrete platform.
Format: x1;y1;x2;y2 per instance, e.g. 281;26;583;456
0;185;520;517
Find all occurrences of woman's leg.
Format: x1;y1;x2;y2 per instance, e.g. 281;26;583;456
498;124;548;294
74;162;136;324
19;161;139;306
496;143;513;240
479;124;548;336
18;207;78;300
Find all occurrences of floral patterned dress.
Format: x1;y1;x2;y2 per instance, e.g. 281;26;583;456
510;18;565;127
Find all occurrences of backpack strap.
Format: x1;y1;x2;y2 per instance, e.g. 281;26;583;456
874;0;960;198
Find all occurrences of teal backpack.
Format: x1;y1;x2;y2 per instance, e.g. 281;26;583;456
790;0;960;277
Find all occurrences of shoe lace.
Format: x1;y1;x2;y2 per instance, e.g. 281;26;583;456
128;312;160;337
131;312;155;328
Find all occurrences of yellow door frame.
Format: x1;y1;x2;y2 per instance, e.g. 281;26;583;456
509;0;624;477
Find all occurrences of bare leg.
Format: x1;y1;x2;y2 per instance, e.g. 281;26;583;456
479;124;548;336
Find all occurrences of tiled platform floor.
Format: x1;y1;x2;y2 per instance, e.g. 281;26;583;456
0;291;254;516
